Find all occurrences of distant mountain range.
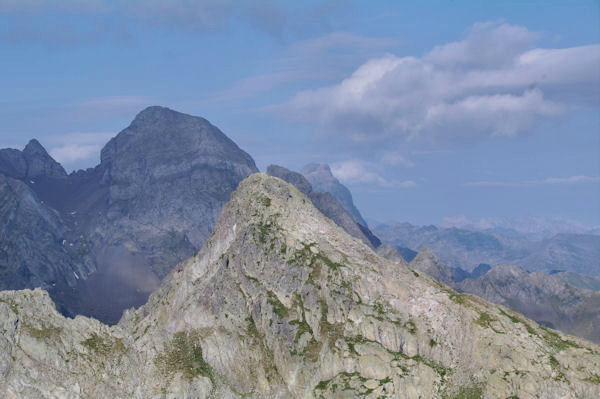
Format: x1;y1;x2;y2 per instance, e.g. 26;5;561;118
373;222;600;277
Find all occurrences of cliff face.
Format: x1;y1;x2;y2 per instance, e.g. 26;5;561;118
1;174;599;398
0;106;259;323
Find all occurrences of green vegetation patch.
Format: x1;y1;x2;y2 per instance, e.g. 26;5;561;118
154;330;213;382
267;291;289;319
541;327;582;351
583;374;600;384
23;322;62;341
81;332;125;357
453;384;484;399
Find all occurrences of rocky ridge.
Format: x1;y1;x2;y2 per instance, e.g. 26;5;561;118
1;174;599;398
266;164;382;250
408;248;600;344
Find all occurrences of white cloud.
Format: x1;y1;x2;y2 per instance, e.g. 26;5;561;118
381;152;414;167
464;175;600;187
331;160;415;188
283;21;600;143
47;132;114;169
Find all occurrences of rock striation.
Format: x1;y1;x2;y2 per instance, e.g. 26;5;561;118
1;174;599;398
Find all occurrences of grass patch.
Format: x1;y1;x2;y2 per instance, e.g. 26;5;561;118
23;322;62;341
154;330;213;382
267;291;289;319
583;374;600;384
81;332;125;356
453;384;484;399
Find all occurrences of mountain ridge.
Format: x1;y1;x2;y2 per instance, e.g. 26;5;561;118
1;174;599;398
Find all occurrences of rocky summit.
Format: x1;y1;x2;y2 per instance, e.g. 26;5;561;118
1;174;599;398
0;106;258;323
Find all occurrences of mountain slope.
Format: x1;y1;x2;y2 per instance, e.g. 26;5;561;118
302;163;381;249
0;106;259;323
0;174;95;292
457;264;600;344
267;164;381;250
1;174;599;398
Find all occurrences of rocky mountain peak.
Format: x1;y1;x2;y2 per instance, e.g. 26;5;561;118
266;164;381;249
2;173;599;398
0;139;66;180
302;162;369;228
409;247;455;285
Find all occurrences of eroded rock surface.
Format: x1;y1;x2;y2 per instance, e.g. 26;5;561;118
1;174;599;398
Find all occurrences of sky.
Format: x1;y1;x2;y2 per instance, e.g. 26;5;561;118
1;0;599;230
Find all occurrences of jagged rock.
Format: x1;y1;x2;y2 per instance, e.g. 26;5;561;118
1;174;599;398
0;174;95;292
375;244;408;265
267;164;379;250
0;139;67;180
0;106;258;323
302;163;381;248
409;248;455;285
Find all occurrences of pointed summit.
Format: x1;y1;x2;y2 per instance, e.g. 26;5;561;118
409;247;455;285
302;162;369;228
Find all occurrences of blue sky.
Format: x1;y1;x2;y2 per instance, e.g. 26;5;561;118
1;0;599;231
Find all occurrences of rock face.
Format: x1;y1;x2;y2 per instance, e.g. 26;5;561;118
408;248;600;344
267;164;380;250
0;174;95;291
302;163;381;249
1;174;599;398
409;248;454;285
457;264;600;344
0;106;258;323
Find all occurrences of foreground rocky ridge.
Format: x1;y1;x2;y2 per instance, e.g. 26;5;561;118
1;174;599;398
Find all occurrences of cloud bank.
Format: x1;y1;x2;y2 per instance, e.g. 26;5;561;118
284;22;600;143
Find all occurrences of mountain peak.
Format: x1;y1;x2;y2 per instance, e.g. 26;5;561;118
2;173;600;397
302;162;369;228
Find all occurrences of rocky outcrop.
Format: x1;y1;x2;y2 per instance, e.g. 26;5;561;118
0;106;258;323
302;163;381;248
267;164;380;250
0;174;95;292
457;264;600;344
1;174;599;398
375;244;408;265
409;248;455;285
0;139;67;180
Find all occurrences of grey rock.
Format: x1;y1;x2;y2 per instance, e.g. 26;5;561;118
302;163;368;227
1;174;599;398
267;164;379;250
0;106;258;324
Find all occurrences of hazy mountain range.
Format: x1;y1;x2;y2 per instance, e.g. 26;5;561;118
373;222;600;277
2;174;598;398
